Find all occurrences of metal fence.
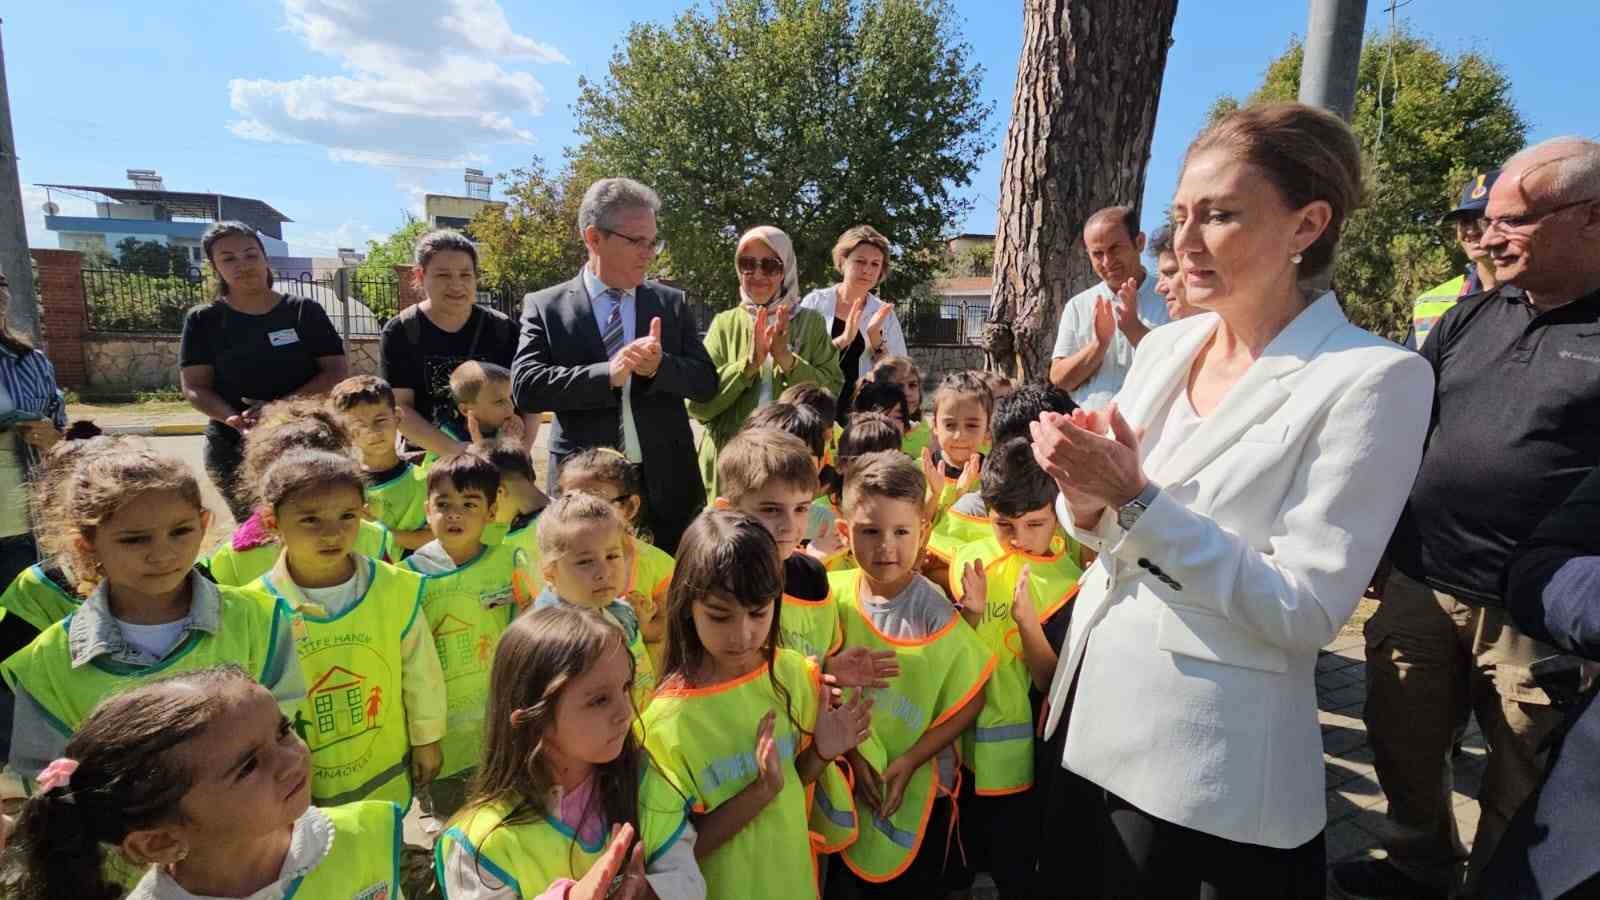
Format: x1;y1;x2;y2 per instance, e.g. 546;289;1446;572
81;267;208;333
902;297;990;346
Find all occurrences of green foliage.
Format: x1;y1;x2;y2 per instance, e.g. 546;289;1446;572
84;271;204;333
113;238;190;277
469;155;595;293
1211;31;1525;338
575;0;992;311
357;214;427;286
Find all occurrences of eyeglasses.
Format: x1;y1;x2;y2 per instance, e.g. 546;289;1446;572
1482;198;1598;235
736;256;784;277
601;228;666;255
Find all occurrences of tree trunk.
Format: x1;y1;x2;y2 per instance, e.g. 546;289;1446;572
984;0;1178;381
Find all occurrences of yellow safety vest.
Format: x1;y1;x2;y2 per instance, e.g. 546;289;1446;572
0;585;291;740
0;561;80;634
404;544;533;778
436;767;691;899
948;534;1080;794
830;572;994;883
780;588;843;663
624;537;674;671
900;420;932;459
1412;275;1465;350
643;649;834;900
208;520;397;587
366;463;429;534
290;801;405;900
255;557;427;808
926;495;992;565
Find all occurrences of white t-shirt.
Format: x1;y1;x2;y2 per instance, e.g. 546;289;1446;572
1050;272;1170;411
116;618;189;660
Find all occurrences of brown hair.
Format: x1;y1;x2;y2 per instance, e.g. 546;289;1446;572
29;435;126;550
259;449;365;514
1184;101;1364;277
465;607;647;878
777;383;836;425
841;450;925;516
831;225;893;280
241;399;357;515
328;375;396;412
449;360;512;406
558;448;646;536
484;439;536;485
537;491;628;565
718;427;819;502
823;412;904;503
7;666;258;900
426;450;501;501
39;444;205;593
200;221;271;297
931;370;995;420
744;402;828;461
413;229;480;272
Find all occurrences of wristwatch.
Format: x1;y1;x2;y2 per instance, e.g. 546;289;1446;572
1117;482;1160;532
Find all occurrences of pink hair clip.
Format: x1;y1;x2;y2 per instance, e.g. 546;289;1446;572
36;758;78;793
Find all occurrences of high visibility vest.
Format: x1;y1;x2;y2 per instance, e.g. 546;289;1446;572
780;589;843;663
289;801;405;900
209;520;397;587
366;463;429;534
830;572;995;883
1412;275;1465;350
0;561;80;634
643;649;831;900
948;534;1080;795
926;494;992;565
404;544;533;778
436;767;692;899
495;516;545;597
0;585;292;739
255;557;426;808
623;537;674;671
900;420;932;459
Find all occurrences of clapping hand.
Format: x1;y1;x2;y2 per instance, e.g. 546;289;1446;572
1112;278;1149;343
499;413;526;443
835;295;868;351
957;559;987;622
1092;296;1116;349
1010;565;1038;630
824;646;899;690
813;682;873;762
750;306;772;370
954;455;980;495
611;317;664;386
569;823;649;900
864;303;893;353
752;710;784;802
767;304;794;370
1029;403;1147;528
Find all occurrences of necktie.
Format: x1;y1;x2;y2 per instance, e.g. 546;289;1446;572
602;290;625;358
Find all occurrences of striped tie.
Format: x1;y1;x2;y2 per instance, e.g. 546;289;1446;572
601;290;625;358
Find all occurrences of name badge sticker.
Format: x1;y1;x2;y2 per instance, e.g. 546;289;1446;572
268;328;300;347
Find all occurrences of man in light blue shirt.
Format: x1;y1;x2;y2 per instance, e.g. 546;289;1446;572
1049;206;1171;411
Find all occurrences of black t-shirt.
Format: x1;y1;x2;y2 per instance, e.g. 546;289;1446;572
783;552;831;602
1389;286;1600;605
830;315;867;425
179;295;344;417
379;305;518;437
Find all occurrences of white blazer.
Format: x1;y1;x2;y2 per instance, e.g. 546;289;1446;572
798;286;909;380
1043;292;1434;849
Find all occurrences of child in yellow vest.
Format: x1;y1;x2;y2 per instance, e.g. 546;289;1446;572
203;399;398;586
917;372;994;587
808;413;902;572
248;448;448;810
402;451;536;820
7;666;404;900
829;451;994;898
330;374;434;552
1;445;304;788
557;448;674;666
774;384;844;543
642;510;872;900
865;355;930;458
947;438;1082;899
483;438;550;588
435;605;704;900
531;492;657;708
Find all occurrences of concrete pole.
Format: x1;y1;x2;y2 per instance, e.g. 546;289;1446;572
1298;0;1368;122
0;19;40;342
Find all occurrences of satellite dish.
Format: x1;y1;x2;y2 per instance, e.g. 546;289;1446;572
42;201;59;216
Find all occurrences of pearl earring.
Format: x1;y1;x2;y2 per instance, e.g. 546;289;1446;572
1291;252;1303;265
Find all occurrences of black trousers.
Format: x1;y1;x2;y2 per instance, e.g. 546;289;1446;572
954;770;1041;898
826;795;970;900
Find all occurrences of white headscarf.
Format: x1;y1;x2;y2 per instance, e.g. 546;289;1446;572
735;226;799;311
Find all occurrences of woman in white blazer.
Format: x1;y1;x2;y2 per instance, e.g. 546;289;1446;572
798;225;908;422
1029;103;1435;897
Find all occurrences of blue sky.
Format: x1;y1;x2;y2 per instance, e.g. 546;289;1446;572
11;1;1598;261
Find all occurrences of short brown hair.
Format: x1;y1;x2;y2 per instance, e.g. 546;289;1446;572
537;491;627;563
841;450;925;515
329;375;395;412
931;370;994;420
719;427;819;501
831;225;892;280
450;360;512;405
1184;101;1364;277
427;450;501;500
777;383;836;425
745;402;828;460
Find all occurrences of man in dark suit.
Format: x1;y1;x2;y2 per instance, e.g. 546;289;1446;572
511;177;717;553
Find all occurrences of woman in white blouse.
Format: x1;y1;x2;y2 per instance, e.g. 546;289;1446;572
1029;102;1434;897
798;225;908;423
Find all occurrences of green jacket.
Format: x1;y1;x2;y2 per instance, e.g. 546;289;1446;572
690;304;843;496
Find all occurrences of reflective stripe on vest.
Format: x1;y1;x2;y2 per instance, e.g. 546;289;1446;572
949;535;1081;795
285;801;403;900
404;544;530;778
830;572;996;882
259;558;425;808
642;649;825;900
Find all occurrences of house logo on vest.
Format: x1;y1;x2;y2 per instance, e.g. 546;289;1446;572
431;607;495;685
294;633;395;784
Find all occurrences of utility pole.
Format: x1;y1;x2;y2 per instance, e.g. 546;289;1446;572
1298;0;1368;121
0;18;38;342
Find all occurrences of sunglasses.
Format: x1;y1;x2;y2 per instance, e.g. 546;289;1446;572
737;256;784;277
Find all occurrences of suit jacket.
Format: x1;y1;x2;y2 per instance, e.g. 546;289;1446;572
1040;292;1434;848
1481;467;1600;899
512;273;717;549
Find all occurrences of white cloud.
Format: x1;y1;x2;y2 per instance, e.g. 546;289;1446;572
229;0;566;169
286;219;384;258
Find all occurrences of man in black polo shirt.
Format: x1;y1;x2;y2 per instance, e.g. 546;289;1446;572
1335;136;1600;900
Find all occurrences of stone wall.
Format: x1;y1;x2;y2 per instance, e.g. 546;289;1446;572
81;335;382;396
909;342;986;392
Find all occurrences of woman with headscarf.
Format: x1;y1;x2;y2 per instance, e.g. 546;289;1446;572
689;226;843;497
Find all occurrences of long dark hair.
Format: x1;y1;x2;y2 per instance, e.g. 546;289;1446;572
5;666;258;900
200;221;271;297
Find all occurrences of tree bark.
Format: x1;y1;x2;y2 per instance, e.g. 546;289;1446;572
984;0;1179;381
